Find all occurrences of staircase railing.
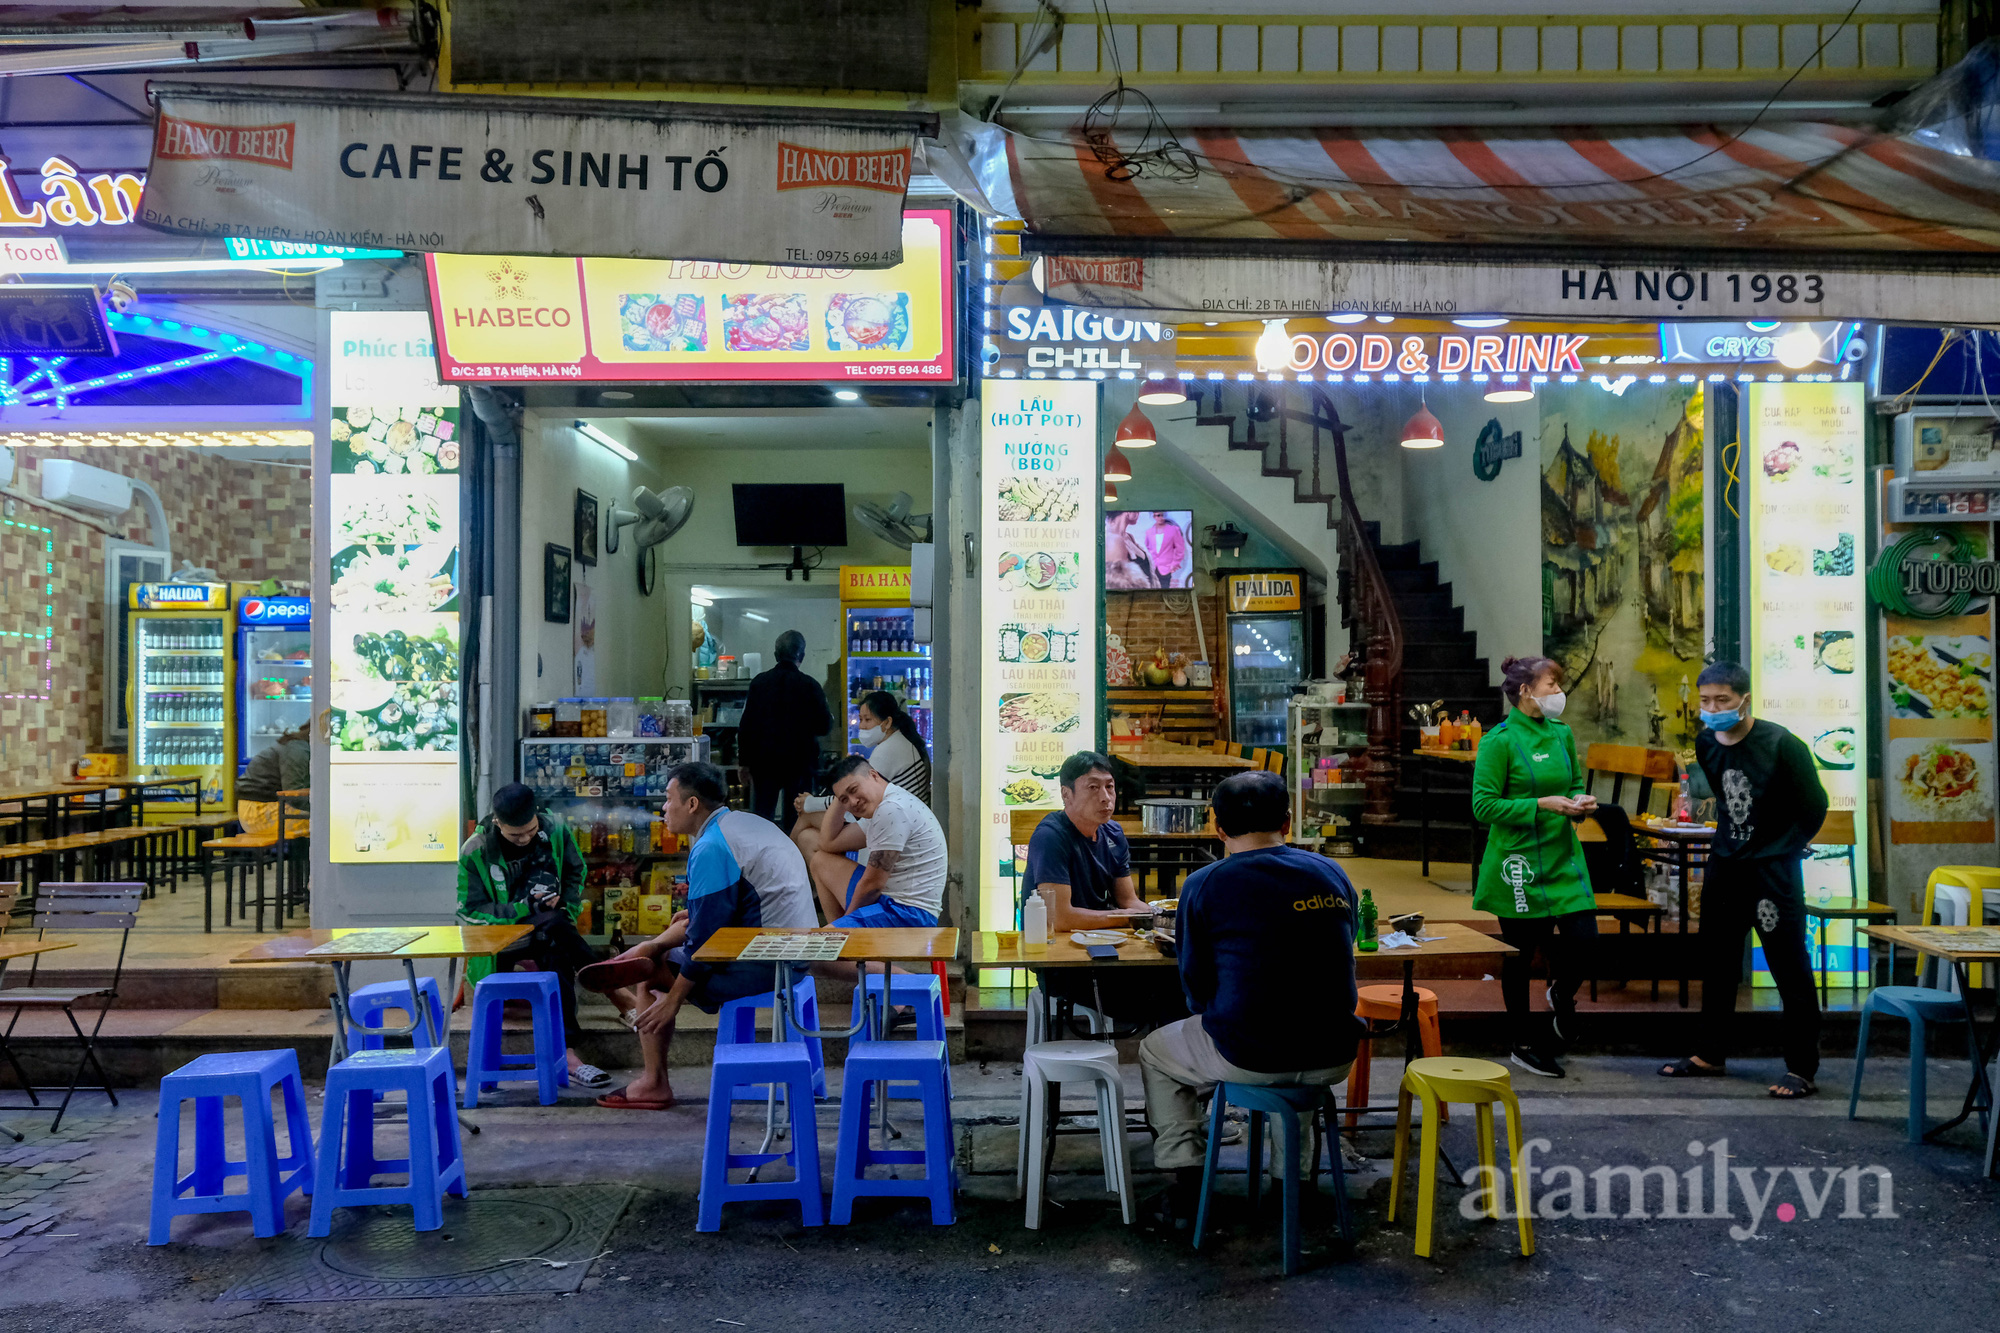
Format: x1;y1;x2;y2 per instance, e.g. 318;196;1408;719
1190;382;1405;823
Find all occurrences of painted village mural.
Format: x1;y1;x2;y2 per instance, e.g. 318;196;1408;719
1541;384;1706;755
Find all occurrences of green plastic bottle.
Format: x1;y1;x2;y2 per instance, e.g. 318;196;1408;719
1357;888;1379;952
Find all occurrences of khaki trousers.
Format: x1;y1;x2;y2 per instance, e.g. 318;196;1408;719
1138;1016;1352;1171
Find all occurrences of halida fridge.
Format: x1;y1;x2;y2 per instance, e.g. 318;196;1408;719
235;593;311;772
127;582;236;811
1224;570;1306;749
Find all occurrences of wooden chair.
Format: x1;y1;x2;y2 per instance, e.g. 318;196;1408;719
0;881;16;934
1263;751;1286;778
1812;809;1859;897
0;882;142;1131
1582;744;1678;816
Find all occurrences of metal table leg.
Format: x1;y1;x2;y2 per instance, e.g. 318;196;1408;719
1923;958;1996;1145
1419;760;1432;877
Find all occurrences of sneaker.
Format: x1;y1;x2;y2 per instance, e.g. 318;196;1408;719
1546;985;1577;1053
1511;1046;1565;1078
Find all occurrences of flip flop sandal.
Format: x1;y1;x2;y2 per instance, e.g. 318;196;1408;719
1768;1073;1817;1099
572;1064;613;1089
595;1089;673;1110
1659;1057;1726;1078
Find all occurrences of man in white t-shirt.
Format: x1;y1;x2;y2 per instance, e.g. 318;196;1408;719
803;753;947;930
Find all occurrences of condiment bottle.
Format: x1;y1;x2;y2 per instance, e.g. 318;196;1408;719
1022;891;1050;953
1437;714;1457;751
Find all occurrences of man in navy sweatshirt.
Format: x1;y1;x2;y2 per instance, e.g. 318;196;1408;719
1139;770;1366;1225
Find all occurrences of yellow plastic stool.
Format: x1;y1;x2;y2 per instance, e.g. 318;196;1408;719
1922;866;2000;988
1386;1056;1535;1260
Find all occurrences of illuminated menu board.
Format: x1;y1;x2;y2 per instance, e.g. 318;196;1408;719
1745;382;1868;975
979;382;1100;932
326;310;461;863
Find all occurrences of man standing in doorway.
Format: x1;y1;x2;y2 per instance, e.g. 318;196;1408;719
739;629;833;833
1659;660;1829;1098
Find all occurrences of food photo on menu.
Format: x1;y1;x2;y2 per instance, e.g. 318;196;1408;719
1889;736;1993;823
330;404;460;475
329;613;461;755
1813;630;1857;675
1889;633;1994;721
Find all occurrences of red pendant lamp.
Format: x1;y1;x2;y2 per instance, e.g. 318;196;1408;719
1104;479;1119;503
1399;399;1444;449
1114;402;1157;448
1103;444;1134;482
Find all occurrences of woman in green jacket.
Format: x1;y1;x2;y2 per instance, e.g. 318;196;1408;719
1471;655;1600;1078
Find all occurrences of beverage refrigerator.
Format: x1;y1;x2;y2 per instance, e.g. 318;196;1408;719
1224;570;1307;749
235;593;312;772
839;565;932;755
126;583;236;811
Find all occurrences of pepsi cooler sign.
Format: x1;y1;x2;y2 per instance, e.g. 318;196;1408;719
238;596;310;624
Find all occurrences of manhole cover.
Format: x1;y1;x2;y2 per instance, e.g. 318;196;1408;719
220;1186;633;1303
319;1198;577;1279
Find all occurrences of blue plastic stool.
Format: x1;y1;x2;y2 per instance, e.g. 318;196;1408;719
1848;984;1981;1143
149;1050;314;1244
347;977;447;1051
698;1042;826;1231
830;1039;957;1226
310;1047;467;1237
717;977;827;1100
1195;1082;1351;1277
464;970;569;1107
862;972;951;1100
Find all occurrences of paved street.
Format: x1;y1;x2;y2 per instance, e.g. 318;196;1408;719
0;1056;1992;1333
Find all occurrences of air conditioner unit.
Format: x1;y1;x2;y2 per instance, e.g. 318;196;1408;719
40;459;133;515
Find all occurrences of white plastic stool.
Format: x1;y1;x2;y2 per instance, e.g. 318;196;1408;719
1929;886;2000;992
1025;986;1109;1046
1017;1040;1136;1229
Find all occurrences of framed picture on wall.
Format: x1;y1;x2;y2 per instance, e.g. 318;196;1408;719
574;489;599;566
544;543;572;623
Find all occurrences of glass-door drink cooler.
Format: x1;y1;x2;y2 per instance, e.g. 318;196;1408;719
838;565;932;755
236;594;311;772
1225;570;1307;749
127;583;235;810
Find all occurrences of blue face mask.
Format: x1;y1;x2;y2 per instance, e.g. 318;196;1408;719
1700;708;1743;731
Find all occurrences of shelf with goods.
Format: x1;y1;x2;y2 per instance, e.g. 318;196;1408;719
842;604;934;752
1288;692;1371;848
519;734;710;940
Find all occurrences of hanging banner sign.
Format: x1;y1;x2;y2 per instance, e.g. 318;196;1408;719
1033;253;2000;325
0;285;116;356
140;85;935;266
424;210;953;383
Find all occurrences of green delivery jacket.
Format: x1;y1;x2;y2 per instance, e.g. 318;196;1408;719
455;811;585;982
1469;711;1595;920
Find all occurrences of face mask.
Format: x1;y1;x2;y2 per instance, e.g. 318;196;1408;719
1700;708;1742;731
1536;690;1567;720
858;725;886;747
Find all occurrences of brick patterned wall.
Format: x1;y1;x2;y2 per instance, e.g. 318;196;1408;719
1106;591;1227;677
0;448;311;784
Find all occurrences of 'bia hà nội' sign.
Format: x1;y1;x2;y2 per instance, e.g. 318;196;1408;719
140;85;932;265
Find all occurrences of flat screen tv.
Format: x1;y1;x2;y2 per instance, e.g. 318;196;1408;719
1106;509;1195;590
732;483;848;548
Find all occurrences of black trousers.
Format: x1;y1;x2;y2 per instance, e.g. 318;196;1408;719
748;769;812;833
1496;909;1600;1047
492;909;597;1045
1696;858;1821;1079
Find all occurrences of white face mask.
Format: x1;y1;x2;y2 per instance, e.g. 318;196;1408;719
1536;690;1567;720
858;725;886;747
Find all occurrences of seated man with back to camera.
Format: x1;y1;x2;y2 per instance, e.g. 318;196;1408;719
1139;770;1367;1227
1025;750;1188;1028
577;761;818;1109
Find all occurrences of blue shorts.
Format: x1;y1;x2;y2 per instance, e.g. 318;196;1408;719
832;864;939;929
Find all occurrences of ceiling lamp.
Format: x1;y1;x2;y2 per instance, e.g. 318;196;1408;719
1453;317;1509;328
1137;375;1187;406
1103;444;1134;482
1484;378;1534;403
1774;325;1821;369
1114;402;1157;448
1254;318;1291;372
1399;401;1444;449
1104;479;1119;503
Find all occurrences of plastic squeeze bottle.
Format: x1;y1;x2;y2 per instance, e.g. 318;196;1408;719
1022;891;1050;954
1357;888;1379;952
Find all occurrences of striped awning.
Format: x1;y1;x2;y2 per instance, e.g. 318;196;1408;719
973;120;2000;254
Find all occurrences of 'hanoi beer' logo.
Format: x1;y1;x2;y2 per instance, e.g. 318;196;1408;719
155;117;296;170
775;144;909;194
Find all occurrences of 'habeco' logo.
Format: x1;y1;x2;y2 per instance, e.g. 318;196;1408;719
154;117;296;170
776;144;909;193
